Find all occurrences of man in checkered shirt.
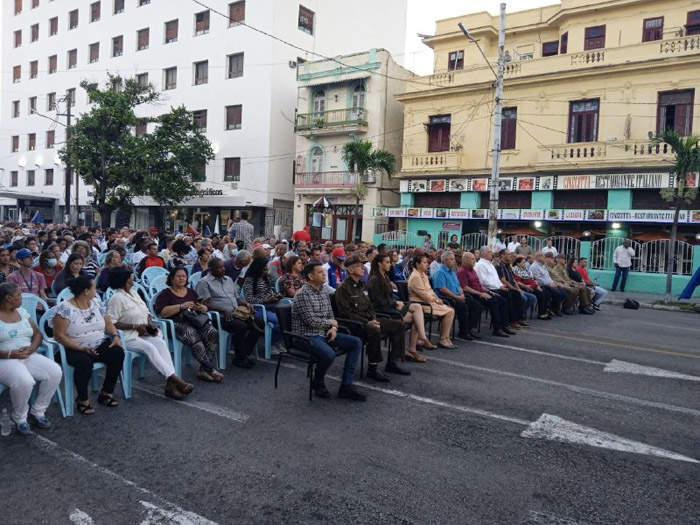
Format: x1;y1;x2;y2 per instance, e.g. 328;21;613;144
228;211;254;249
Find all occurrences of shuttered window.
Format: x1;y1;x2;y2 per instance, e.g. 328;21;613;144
657;90;694;136
136;73;149;86
49;17;58;36
165;19;178;43
29;97;37;113
480;192;532;209
11;137;20;153
135;122;147;136
67;49;77;69
69;9;79;30
45;169;54;186
193;164;206;182
687;10;700;36
226;105;242;130
114;0;124;14
48;55;57;73
229;1;245;25
195;10;210;34
31;23;39;42
501;108;517;150
28;133;36;151
553;190;607;209
12;101;20;118
298;6;314;34
193;110;207;131
47;93;56;111
46;130;55;149
14;30;22;47
584;25;606;50
642;17;663;42
447;50;464;71
137;28;149;50
224;158;241;181
30;61;38;79
164;67;177;90
427;115;451;153
14;0;22;15
32;0;39;7
228;53;244;78
568;99;599;143
91;2;101;22
67;88;76;107
194;61;208;85
10;172;18;187
415;192;460;209
27;170;35;186
112;36;123;56
560;32;568;54
89;43;100;63
13;66;21;83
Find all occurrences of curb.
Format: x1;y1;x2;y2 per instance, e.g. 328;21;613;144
603;299;699;313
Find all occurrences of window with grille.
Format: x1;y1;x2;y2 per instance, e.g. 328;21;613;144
501;108;517;150
31;24;39;42
427;115;451;152
46;130;55;149
11;172;18;187
687;11;700;36
136;73;149;86
91;2;101;22
114;0;124;15
13;66;21;83
111;79;123;92
30;61;38;79
229;1;245;25
27;170;35;186
584;25;606;50
48;55;57;73
560;32;568;54
195;11;210;35
112;36;123;56
68;49;77;69
69;9;79;30
642;17;663;42
29;97;37;113
14;30;22;48
49;17;58;36
228;53;244;78
32;0;39;8
226;105;242;130
137;28;149;50
89;42;100;63
193;163;206;182
194;61;208;85
45;169;54;185
164;67;177;90
193;110;207;131
224;158;241;181
12;101;20;118
47;93;56;111
165;19;178;43
542;41;559;57
447;50;464;71
11;137;19;153
28;134;36;151
299;6;314;34
568;99;599;143
15;0;22;15
67;88;76;107
657;90;694;136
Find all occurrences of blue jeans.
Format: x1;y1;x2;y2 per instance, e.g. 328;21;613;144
591;285;608;305
520;291;537;318
255;307;280;344
302;333;362;386
612;265;630;291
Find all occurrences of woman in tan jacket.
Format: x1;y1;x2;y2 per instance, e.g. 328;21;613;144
407;254;455;348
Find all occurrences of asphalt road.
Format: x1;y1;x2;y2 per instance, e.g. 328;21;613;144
2;305;699;524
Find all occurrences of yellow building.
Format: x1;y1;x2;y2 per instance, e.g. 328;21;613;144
388;0;700;250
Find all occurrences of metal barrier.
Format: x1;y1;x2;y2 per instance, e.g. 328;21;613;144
639;240;694;275
461;233;489;251
379;230;424;251
590;238;642;271
546;236;581;259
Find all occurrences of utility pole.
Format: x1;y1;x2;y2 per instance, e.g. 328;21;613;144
58;90;74;224
488;3;506;246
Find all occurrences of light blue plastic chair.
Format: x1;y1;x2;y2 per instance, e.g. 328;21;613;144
240;287;289;360
118;317;170;399
189;271;203;289
141;266;168;288
149;275;168;296
21;294;49;322
274;277;282;294
55;288;74;303
98;252;108;266
147;290;193;376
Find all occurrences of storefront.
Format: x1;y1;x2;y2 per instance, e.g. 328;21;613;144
305;203;363;244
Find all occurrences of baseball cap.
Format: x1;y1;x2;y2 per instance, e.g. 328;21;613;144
262;243;273;250
343;255;363;268
149;226;158;233
16;248;33;260
331;248;347;261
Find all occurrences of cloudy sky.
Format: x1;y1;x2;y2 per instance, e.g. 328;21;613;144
405;0;557;74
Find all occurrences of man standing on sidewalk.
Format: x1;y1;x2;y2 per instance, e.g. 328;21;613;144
612;239;635;292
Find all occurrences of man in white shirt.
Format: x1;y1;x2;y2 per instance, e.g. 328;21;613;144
494;234;507;252
612;239;635;292
507;237;520;253
541;239;558;257
475;246;506;292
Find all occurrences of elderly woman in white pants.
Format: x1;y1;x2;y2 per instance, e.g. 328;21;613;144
105;267;193;400
0;282;62;435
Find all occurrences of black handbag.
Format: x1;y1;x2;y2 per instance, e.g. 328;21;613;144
182;309;212;329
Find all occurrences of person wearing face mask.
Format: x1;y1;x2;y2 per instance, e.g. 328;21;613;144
34;249;63;295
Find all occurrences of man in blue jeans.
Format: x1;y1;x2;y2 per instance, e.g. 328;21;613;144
291;262;366;401
612;240;635;292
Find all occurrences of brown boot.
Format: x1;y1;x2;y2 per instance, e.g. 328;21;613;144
164;377;185;400
170;375;194;395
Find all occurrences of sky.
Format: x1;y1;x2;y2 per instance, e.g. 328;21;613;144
405;0;557;74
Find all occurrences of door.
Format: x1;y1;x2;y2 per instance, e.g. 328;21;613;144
313;91;325;119
351;85;365;120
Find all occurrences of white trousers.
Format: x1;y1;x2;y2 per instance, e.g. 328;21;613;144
0;352;63;423
124;335;176;378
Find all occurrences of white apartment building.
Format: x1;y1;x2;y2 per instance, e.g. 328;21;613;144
293;49;413;243
0;0;408;233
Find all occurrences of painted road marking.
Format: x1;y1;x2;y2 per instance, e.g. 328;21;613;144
521;414;699;464
472;340;603;365
140;501;218;525
69;509;95;525
527;510;590;525
131;383;249;423
34;435;219;525
604;359;700;381
636;321;700;333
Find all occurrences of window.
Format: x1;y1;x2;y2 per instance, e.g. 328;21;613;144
568;99;599;143
10;172;18;187
352;85;365;112
136;73;149;86
69;9;79;30
30;61;38;79
13;66;21;83
447;50;464;71
138;0;150;5
227;53;244;78
14;0;22;15
501;108;517;150
229;1;245;25
542;41;559;57
111;78;123;92
657;90;694;136
86;83;98;103
226;105;242;130
164;67;177;90
195;10;210;35
112;35;123;56
135;122;147;136
46;130;55;149
48;55;57;74
47;92;56;111
67;49;77;69
194;61;208;85
89;42;100;63
27;170;35;186
193;163;206;182
11;137;20;153
28;133;36;151
113;0;124;14
14;30;22;48
45;169;54;185
298;6;314;34
224;158;241;181
29;97;37;114
91;1;101;22
427;115;451;152
310;147;323;173
560;32;568;54
31;23;39;42
642;17;663;42
313;90;325;116
165;19;178;43
193;109;207;131
584;25;606;50
49;17;58;36
32;0;38;7
67;88;76;107
687;10;700;36
12;101;20;118
137;28;149;50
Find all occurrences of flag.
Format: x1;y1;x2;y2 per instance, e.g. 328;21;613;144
214;215;220;235
187;224;198;236
17;209;22;224
31;210;44;224
204;225;211;236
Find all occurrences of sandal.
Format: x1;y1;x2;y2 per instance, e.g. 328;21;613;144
420;338;437;350
210;370;224;383
97;393;119;407
197;370;216;382
76;401;95;415
405;351;427;363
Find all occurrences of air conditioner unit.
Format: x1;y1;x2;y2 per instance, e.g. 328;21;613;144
230;183;238;190
363;171;376;184
289;60;298;68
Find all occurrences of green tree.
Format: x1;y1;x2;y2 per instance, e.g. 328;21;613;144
59;75;214;228
654;130;699;300
341;139;396;242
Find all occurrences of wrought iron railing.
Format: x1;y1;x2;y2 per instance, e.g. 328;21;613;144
590;238;693;275
294;171;360;188
295;108;369;131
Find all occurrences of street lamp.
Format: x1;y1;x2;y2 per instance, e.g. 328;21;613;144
534;221;543;228
612;222;621;229
583;230;591;237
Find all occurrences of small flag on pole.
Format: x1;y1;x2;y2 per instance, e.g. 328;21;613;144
214;215;220;235
187;224;199;236
204;225;212;236
17;209;23;224
31;210;44;224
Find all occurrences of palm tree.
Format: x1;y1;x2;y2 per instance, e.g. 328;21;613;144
341;139;396;242
654;130;699;300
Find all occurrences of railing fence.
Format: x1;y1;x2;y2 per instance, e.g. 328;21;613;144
590;238;693;275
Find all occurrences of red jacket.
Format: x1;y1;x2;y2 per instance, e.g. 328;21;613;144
576;266;593;285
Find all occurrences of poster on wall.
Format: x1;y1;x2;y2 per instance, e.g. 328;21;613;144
430;179;447;192
448;209;470;219
546;209;562;220
472;179;488;192
448;179;468;192
539;176;554;190
471;209;488;219
562;210;585;220
517;177;535;191
607;210;689;222
407;180;428;193
499;179;513;191
407;208;420;218
690;211;700;223
312;212;323;227
421;209;435;218
387;208;407;218
586;209;606;221
435;208;448;218
442;221;462;231
685;172;699;188
373;208;386;217
521;209;544;220
499;209;520;220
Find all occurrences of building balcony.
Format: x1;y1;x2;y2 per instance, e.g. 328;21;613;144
294;171;360;192
295;108;369;137
402;151;463;174
537;140;675;169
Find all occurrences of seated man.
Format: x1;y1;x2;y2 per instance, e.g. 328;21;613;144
335;256;410;382
576;257;608;311
196;258;261;369
8;248;47;300
322;248;347;290
548;254;593;315
475;246;524;331
432;251;482;341
292;262;366;401
530;252;567;316
496;250;534;326
137;241;166;277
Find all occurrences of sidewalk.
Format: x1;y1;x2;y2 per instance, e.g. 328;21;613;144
602;290;699;312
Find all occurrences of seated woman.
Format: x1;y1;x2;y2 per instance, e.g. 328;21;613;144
96;250;124;293
106;267;193;400
71;240;100;277
389;250;405;282
278;255;304;298
34;249;63;297
407;254;455;349
368;254;434;362
191;248;211;275
242;257;283;352
154;267;222;383
51;275;125;415
52;254;86;295
0;247;18;283
0;283;62;435
513;256;551;320
165;239;190;272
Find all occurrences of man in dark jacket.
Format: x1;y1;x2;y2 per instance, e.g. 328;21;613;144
335;256;410;382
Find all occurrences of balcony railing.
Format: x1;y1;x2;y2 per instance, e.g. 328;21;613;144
295;108;369;132
294;171;360;188
537;140;674;166
402;152;462;172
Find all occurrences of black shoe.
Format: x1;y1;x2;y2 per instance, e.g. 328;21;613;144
385;362;411;376
338;384;367;402
469;331;482;340
503;327;517;336
579;308;594;315
313;384;331;399
563;308;575;315
232;357;255;369
592;304;601;311
493;329;510;338
552;309;564;317
366;367;391;383
457;333;474;341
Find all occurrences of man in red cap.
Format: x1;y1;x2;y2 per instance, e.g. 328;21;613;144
322;247;347;290
292;225;312;243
